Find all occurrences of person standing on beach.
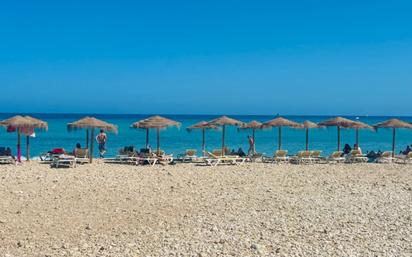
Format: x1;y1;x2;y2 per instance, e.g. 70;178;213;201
247;135;255;156
96;129;107;158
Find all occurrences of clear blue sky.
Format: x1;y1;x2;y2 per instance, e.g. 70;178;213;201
1;0;411;116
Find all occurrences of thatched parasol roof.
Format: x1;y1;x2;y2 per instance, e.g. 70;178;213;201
352;121;374;130
318;116;359;128
374;119;412;129
262;117;301;128
67;116;118;133
24;116;48;130
207;116;243;126
301;120;322;129
187;121;218;131
239;120;262;129
131;115;181;129
0;115;48;130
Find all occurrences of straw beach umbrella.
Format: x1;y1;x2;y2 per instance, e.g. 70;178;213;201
301;120;323;151
352;121;374;147
23;116;48;161
187;121;218;156
262;117;301;150
318;117;358;151
0;115;48;162
131;115;181;155
373;119;412;158
239;120;263;154
207;116;243;156
67;117;118;163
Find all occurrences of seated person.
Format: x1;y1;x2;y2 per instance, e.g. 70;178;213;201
342;144;352;155
376;150;382;157
237;148;246;157
366;150;377;159
353;144;362;155
73;143;82;155
402;145;411;155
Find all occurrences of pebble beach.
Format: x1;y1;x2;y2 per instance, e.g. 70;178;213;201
0;162;411;256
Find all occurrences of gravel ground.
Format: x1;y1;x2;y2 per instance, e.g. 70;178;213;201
0;161;411;257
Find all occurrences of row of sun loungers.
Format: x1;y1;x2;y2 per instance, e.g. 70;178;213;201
176;148;412;165
260;150;410;164
2;145;412;167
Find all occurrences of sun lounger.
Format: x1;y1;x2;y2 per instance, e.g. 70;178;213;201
51;155;76;168
310;150;323;163
0;147;15;164
0;156;14;164
263;150;289;164
290;151;312;164
104;147;141;165
178;149;198;163
327;151;345;163
137;152;159;166
345;150;368;163
74;148;89;164
376;151;395;163
40;148;67;164
395;152;412;164
104;154;140;165
204;152;246;167
154;150;174;165
247;153;264;162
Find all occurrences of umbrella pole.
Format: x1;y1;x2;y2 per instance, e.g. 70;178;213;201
26;135;30;162
356;128;359;146
156;128;160;156
202;128;205;157
17;128;21;162
86;129;89;148
222;125;225;156
392;128;396;158
337;126;341;151
90;128;94;163
278;127;282;150
306;128;309;151
146;128;149;148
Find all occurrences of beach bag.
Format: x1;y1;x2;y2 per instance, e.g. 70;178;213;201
51;148;65;154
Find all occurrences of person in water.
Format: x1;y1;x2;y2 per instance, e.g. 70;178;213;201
247;135;255;156
342;144;352;155
96;129;107;158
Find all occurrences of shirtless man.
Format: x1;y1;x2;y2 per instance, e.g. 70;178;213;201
96;129;107;158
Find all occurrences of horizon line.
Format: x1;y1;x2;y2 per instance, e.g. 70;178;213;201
0;112;411;118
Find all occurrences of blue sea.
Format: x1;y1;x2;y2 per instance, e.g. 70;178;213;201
1;113;412;159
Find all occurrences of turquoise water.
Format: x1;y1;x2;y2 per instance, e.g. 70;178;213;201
1;114;412;158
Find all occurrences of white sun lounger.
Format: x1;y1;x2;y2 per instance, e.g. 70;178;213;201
345;150;368;163
327;151;345;163
204;152;246;167
51;155;76;168
376;151;395;163
0;156;15;164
